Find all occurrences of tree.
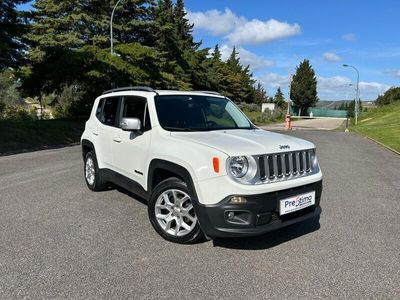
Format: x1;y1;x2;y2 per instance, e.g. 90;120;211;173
174;0;198;49
20;0;260;116
253;82;268;105
273;87;287;110
26;0;154;58
290;59;318;115
222;47;255;103
375;87;400;106
0;0;30;70
0;72;23;106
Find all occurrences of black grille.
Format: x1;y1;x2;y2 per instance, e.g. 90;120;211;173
257;149;315;182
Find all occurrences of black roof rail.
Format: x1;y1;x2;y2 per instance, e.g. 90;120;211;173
194;90;221;96
102;86;155;95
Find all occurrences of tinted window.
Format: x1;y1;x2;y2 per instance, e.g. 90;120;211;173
96;99;104;121
122;97;146;121
154;95;252;131
101;97;119;126
121;96;151;131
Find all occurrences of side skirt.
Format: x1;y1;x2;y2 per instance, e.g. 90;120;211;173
101;169;150;201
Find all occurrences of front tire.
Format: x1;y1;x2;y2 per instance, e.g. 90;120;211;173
148;178;204;244
84;151;107;191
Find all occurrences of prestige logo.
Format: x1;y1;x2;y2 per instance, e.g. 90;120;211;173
284;194;313;208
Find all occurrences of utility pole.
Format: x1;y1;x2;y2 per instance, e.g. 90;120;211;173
343;64;360;125
110;0;123;56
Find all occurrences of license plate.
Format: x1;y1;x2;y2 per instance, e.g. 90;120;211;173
279;191;316;216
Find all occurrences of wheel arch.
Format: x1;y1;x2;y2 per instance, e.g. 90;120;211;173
148;159;199;202
81;139;95;161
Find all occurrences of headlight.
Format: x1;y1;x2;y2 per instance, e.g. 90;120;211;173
228;156;249;178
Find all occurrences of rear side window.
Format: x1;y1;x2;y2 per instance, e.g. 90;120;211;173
96;99;104;121
100;97;119;127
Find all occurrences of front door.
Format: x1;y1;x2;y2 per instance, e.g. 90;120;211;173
112;96;152;189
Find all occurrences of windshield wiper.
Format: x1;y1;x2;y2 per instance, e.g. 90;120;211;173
163;126;194;132
208;127;253;131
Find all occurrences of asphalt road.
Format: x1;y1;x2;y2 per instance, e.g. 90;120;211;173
1;131;399;299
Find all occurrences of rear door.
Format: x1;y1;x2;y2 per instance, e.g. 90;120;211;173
96;96;121;169
112;96;152;188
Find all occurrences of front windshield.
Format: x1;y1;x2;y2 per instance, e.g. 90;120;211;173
154;95;253;131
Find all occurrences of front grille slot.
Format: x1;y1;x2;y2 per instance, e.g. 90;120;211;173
299;152;304;173
259;156;266;179
257;149;315;183
292;153;298;174
284;154;290;176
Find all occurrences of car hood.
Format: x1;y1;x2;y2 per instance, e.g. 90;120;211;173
171;129;315;156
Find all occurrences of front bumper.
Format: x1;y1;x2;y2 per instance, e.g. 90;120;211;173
195;180;322;238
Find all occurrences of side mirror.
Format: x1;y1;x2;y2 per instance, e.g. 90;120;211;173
120;118;141;131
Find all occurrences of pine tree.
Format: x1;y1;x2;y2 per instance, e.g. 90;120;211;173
290;59;318;115
273;86;287;110
26;0;153;55
174;0;198;49
0;0;30;70
253;82;268;105
222;47;255;103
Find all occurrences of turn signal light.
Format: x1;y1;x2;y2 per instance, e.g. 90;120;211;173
229;196;247;204
213;157;220;173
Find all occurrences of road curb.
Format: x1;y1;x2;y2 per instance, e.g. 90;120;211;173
352;129;400;156
0;142;81;157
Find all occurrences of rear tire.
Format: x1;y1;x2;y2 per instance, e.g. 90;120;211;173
148;177;204;244
84;151;107;191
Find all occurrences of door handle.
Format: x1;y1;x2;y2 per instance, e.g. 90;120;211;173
92;131;99;136
113;137;122;143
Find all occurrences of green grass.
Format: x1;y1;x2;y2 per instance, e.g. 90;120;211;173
244;111;285;125
0;119;85;154
351;102;400;152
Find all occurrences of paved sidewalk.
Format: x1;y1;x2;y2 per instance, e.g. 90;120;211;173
261;118;346;131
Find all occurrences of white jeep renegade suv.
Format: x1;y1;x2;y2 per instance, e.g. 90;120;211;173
81;87;323;244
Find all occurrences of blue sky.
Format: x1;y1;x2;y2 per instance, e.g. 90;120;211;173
19;0;400;100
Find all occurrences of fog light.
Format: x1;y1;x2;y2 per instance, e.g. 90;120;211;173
227;212;235;219
229;196;247;204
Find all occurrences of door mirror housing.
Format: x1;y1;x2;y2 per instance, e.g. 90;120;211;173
120;118;141;131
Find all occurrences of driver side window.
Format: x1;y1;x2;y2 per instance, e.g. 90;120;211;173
121;96;151;131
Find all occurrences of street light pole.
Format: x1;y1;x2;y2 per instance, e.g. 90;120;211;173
343;64;360;125
110;0;123;56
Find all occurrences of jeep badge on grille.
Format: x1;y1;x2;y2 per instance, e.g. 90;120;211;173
279;145;290;150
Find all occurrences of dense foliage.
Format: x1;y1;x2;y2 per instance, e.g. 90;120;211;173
0;0;30;70
290;59;318;115
0;0;256;116
273;87;287;110
375;87;400;106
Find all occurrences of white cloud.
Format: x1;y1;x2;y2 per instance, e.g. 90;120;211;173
342;33;356;42
257;73;290;90
186;9;244;36
187;9;301;45
227;19;301;45
317;76;390;100
323;52;342;62
219;45;274;71
258;73;390;100
384;69;400;78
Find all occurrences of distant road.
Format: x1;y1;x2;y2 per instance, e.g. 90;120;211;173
0;131;399;299
262;117;346;131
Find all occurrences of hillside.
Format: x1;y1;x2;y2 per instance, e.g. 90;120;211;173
353;102;400;152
